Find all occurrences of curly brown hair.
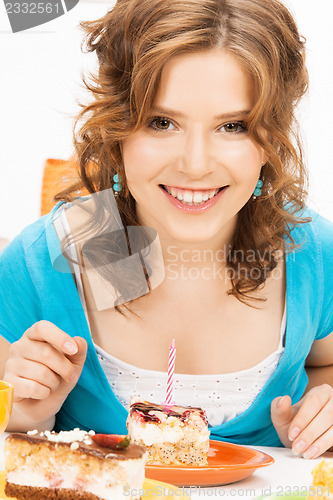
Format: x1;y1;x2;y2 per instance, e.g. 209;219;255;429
56;0;310;309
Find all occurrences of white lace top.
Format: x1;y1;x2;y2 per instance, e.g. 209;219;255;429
54;207;286;427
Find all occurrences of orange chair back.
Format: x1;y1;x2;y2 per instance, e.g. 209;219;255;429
40;157;85;216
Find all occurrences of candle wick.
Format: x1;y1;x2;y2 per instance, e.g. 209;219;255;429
171;339;175;349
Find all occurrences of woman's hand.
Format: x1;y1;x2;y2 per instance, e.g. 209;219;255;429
4;320;87;431
271;385;333;459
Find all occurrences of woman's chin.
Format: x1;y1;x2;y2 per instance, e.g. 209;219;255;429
161;228;219;247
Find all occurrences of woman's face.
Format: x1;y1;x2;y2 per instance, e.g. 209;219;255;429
122;48;266;246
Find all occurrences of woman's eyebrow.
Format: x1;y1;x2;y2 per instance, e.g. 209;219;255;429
151;106;251;120
214;110;251;120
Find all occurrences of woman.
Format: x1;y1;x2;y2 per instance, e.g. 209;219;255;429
0;0;333;460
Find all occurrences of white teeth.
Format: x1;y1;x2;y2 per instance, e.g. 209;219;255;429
164;186;221;205
193;193;203;203
183;191;193;203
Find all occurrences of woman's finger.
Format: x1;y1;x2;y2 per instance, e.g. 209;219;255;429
302;424;333;460
291;399;333;456
7;358;61;393
10;339;77;383
288;385;332;442
24;320;78;355
9;375;53;401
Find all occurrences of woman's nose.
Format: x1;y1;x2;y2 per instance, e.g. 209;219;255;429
177;128;214;179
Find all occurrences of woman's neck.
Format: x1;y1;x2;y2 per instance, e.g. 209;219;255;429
159;218;237;273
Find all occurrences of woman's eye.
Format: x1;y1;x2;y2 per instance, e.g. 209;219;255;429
220;122;247;134
149;117;175;131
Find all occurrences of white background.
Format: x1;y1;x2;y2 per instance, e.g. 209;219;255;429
0;0;332;241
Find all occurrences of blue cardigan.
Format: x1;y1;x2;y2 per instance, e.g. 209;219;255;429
0;203;333;446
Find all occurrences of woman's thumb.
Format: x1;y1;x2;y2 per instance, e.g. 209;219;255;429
69;337;88;368
271;395;293;447
64;337;88;391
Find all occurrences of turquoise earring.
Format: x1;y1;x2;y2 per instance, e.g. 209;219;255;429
253;179;263;200
113;173;122;196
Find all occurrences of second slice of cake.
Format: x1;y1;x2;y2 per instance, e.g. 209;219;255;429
126;398;210;466
5;428;147;499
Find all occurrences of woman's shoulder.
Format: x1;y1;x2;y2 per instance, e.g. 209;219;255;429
1;202;66;258
286;206;333;341
0;201;69;284
289;206;333;254
304;206;333;238
285;205;333;293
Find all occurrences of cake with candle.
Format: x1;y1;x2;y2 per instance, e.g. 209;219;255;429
126;397;210;466
4;428;147;499
307;459;333;499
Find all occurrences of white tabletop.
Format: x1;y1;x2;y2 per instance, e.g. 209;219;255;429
1;432;332;499
184;445;333;499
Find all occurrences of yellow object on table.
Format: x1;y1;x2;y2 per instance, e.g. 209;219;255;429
0;382;13;435
307;459;333;499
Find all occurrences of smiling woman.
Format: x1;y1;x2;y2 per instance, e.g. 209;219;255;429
1;0;333;464
58;0;309;305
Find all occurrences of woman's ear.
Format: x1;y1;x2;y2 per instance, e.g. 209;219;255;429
119;141;123;155
262;151;269;166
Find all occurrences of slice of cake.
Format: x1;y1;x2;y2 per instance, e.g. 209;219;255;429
126;398;210;466
4;428;147;500
307;459;333;499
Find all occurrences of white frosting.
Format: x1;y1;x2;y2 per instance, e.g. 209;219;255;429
27;430;38;436
41;428;95;444
127;420;184;446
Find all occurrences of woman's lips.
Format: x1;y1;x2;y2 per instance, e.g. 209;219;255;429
159;184;228;213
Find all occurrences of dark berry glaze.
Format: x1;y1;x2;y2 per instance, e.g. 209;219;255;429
129;401;208;425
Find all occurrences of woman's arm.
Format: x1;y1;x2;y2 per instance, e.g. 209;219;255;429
306;332;333;368
305;366;333;392
305;332;333;391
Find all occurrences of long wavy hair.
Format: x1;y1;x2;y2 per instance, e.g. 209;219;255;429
56;0;309;310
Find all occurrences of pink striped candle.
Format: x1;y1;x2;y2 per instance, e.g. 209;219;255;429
164;339;176;406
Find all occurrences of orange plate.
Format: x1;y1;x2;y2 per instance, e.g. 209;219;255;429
145;440;274;487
